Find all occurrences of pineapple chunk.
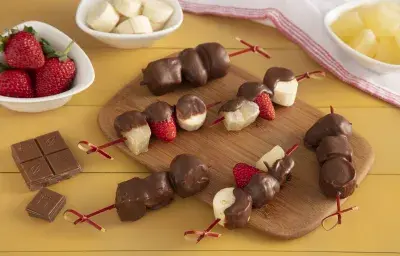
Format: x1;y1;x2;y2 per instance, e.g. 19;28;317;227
349;29;378;57
375;37;400;64
331;11;365;43
358;3;400;36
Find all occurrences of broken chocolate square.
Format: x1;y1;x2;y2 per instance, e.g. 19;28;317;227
36;131;68;155
26;188;66;222
11;131;83;191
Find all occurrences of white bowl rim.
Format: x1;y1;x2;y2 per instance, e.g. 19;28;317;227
0;20;95;103
75;0;183;39
324;0;400;69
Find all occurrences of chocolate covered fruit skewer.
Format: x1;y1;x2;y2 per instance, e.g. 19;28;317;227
78;95;220;159
211;68;325;131
140;38;271;96
304;106;358;230
185;144;298;243
64;154;210;232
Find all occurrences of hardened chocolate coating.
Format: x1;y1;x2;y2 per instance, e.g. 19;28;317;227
319;157;356;199
224;188;252;229
263;67;295;93
266;155;295;185
237;82;272;101
141;58;182;96
304;113;352;149
115;172;174;222
244;173;280;208
168;154;209;198
195;42;230;79
175;94;206;120
144;101;174;122
219;97;246;113
316;135;353;165
114;111;148;136
178;48;208;87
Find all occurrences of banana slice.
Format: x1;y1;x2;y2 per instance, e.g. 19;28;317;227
213;187;236;227
114;15;153;34
87;1;120;33
143;0;174;31
112;0;142;18
255;145;285;171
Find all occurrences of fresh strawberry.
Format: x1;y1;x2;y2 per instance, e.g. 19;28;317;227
35;41;76;97
0;66;34;98
1;26;45;69
148;117;177;142
233;163;261;188
254;93;275;120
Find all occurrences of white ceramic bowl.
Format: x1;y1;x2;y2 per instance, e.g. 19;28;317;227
75;0;183;49
0;21;95;113
325;0;400;74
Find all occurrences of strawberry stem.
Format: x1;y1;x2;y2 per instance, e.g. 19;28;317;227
330;105;334;114
210;116;225;127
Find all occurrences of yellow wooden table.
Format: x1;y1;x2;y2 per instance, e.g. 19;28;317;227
1;1;399;255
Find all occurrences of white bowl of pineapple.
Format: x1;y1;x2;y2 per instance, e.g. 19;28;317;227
325;0;400;73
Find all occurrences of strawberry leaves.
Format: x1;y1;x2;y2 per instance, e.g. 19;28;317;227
41;39;74;62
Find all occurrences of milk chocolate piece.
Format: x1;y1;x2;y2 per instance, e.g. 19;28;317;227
244;173;280;208
219;97;246;113
141;58;182;96
168;154;209;198
36;131;68;155
224;188;252;229
266;155;295;185
237;82;272;101
114;111;148;136
26;188;66;222
46;149;82;177
175;95;206;121
19;157;54;191
319;158;356;198
144;101;174;123
115;177;147;222
304;113;352;149
179;48;208;87
196;42;230;79
115;172;174;222
144;172;174;210
11;139;42;164
263;67;295;93
11;131;82;191
316;135;353;165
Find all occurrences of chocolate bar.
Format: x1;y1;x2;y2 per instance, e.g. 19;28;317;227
26;188;66;222
11;131;82;191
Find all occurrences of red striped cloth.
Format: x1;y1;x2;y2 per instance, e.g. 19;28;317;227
179;0;400;107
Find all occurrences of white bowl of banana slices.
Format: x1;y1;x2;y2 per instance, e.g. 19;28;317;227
76;0;183;49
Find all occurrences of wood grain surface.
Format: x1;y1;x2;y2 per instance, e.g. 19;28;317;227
98;64;374;239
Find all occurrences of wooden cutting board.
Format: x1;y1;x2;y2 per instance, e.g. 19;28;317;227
98;64;374;240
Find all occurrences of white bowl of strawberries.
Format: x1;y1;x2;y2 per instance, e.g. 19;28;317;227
0;21;95;113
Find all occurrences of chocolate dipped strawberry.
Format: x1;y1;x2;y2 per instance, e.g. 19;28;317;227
237;82;275;120
144;101;177;142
